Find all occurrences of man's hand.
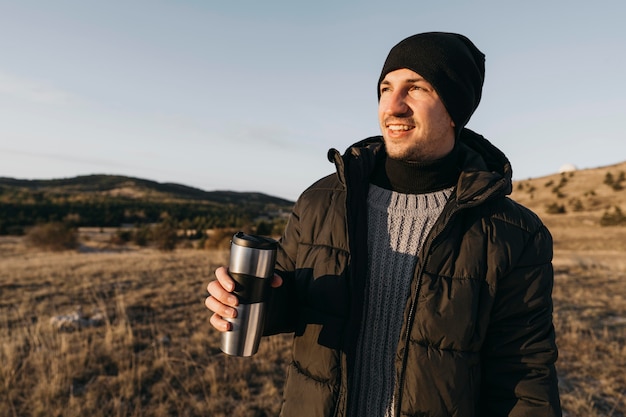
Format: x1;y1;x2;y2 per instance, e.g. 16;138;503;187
205;266;283;331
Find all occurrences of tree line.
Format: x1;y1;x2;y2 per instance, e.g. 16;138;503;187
0;199;285;235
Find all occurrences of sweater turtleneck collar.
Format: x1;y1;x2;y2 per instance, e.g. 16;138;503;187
370;145;460;194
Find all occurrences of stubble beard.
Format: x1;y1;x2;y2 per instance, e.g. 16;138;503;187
383;137;440;163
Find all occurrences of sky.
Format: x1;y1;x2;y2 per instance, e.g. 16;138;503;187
1;1;625;201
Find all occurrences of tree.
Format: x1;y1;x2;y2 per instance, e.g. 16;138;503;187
152;219;178;251
255;221;273;236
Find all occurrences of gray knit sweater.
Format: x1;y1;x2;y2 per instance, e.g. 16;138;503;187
348;184;454;417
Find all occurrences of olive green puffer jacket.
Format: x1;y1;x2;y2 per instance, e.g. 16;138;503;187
264;128;562;417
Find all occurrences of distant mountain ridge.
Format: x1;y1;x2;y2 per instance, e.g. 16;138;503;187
0;174;294;233
0;174;294;206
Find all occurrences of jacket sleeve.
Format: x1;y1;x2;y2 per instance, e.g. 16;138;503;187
480;225;562;417
262;199;301;336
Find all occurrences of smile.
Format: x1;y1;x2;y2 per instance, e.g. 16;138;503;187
387;124;414;131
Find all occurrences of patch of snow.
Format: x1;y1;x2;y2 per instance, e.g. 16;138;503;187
559;163;578;173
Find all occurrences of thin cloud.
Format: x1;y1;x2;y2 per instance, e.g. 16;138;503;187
0;71;79;105
221;123;324;152
0;147;130;170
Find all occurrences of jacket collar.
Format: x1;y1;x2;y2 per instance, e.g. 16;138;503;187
328;128;512;205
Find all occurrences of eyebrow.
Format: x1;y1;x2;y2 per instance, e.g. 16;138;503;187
380;77;427;85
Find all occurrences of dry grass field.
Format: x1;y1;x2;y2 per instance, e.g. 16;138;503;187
1;161;625;416
0;238;291;417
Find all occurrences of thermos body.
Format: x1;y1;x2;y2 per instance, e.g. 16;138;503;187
220;232;277;357
229;242;276;280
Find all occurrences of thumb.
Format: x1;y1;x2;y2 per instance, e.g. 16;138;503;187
270;273;283;288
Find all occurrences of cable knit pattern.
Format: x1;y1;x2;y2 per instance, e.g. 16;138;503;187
348;184;453;417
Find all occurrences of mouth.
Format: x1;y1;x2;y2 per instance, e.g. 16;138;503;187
387;124;414;131
384;118;415;133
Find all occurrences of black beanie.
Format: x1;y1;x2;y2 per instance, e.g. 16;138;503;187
378;32;485;136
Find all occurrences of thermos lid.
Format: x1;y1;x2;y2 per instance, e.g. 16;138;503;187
232;232;277;250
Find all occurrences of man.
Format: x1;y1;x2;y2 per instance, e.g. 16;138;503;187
206;32;562;417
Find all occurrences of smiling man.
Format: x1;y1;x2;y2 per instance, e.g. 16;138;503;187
207;32;562;417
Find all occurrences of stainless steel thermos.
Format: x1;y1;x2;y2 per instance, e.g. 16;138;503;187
220;232;277;356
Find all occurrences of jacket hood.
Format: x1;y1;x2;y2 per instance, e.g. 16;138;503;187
455;128;513;205
457;128;512;180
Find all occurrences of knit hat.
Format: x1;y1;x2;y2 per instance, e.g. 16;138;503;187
378;32;485;136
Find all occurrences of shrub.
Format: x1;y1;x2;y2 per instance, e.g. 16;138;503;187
26;222;79;251
112;229;132;245
204;228;236;250
545;203;566;214
152;220;178;251
132;225;151;247
600;206;626;226
603;171;624;190
569;198;584;212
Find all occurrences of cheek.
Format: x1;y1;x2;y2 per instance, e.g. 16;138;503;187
377;99;387;116
426;104;453;129
436;102;453;124
377;103;386;124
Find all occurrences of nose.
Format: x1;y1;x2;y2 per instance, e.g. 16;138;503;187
382;89;409;116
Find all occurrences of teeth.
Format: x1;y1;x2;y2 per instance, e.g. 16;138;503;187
388;125;412;131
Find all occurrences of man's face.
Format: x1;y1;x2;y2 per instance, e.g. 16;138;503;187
378;68;455;162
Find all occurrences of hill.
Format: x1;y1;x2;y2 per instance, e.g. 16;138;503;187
510;160;626;252
0;174;293;206
0;174;294;233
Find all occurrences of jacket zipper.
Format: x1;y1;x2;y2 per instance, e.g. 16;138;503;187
394;199;459;416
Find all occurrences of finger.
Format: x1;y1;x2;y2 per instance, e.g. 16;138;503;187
215;266;235;292
207;278;238;307
205;294;237;321
209;312;232;332
270;273;283;288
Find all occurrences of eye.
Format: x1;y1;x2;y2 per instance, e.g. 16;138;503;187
380;86;391;95
408;84;430;98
